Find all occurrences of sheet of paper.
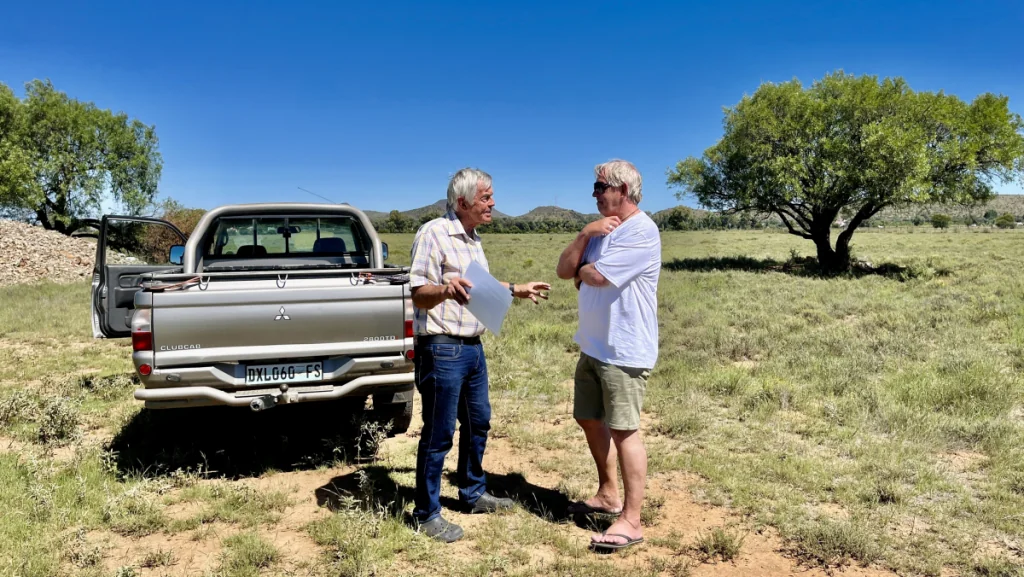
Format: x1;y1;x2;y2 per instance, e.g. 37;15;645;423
463;260;513;336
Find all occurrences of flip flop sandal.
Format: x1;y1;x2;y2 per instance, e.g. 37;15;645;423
590;533;644;551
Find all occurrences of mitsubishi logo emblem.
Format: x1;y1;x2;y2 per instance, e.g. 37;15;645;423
274;307;290;321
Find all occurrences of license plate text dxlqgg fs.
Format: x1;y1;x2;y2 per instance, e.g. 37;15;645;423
245;362;323;385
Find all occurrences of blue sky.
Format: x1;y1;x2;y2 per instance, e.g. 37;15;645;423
1;0;1022;217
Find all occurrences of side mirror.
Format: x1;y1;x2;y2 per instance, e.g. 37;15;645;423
169;245;185;265
381;242;389;261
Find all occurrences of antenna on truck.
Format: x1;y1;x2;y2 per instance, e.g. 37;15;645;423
297;186;339;204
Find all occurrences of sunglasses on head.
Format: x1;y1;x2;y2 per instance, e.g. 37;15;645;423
593;181;619;194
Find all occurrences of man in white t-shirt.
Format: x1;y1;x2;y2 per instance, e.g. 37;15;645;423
556;159;661;551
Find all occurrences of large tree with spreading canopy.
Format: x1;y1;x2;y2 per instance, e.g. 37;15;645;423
667;71;1024;271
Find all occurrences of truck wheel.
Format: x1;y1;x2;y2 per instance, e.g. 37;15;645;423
372;396;413;436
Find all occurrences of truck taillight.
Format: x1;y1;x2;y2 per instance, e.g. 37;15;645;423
132;309;152;352
132;332;153;352
404;294;415;339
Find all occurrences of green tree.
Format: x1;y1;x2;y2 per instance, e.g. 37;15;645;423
984;209;999;220
995;213;1016;229
665;206;696;230
385;209;413;233
667;71;1024;272
419;210;442;226
931;214;952;228
0;80;161;235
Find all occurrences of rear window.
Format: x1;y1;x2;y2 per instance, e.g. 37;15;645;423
203;216;369;258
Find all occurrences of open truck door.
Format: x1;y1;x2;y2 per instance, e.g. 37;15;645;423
92;215;187;338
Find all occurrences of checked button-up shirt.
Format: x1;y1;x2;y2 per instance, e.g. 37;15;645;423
409;210;490;337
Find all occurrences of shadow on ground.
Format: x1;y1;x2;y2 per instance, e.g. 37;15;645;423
315;465;613;532
107;399;391;479
482;470;618;532
663;255;947;281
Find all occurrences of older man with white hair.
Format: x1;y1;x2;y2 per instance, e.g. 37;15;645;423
556;159;661;551
410;167;551;543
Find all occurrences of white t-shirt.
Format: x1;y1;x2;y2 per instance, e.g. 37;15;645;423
574;212;661;369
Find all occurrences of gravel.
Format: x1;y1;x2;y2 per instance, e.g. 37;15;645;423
0;219;127;287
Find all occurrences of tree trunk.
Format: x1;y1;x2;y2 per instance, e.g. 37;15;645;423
812;228;851;273
36;209;54;231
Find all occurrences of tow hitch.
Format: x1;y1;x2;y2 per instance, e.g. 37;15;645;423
249;384;299;412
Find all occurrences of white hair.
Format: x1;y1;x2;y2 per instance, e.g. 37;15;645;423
595;159;643;204
446;168;492;213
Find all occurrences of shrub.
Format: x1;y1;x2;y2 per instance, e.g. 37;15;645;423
37;398;80;445
693;527;746;562
994;213;1016;229
931;214;952;229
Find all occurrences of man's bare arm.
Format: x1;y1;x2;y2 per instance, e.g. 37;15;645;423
556;232;590;280
578;263;610;287
557;216;623;279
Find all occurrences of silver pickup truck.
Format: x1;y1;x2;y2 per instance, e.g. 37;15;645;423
90;203;416;433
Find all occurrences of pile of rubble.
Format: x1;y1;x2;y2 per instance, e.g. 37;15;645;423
0;219;113;287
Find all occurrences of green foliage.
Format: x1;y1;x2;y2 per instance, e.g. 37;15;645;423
692;527;746;562
154;198;205;236
995;213;1016;229
36;397;80;445
790;519;880;567
652;206;765;231
418;210;442;226
133;198;205;263
101;488;167;536
931;213;952;228
218;532;279;577
376;209;416;233
668;70;1024;270
0;79;162;235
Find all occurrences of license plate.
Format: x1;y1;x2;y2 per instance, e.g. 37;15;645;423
245;362;323;385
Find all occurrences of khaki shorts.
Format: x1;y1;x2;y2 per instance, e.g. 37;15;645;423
573;353;650;431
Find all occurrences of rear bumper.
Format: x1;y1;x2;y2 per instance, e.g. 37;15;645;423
135;352;410;387
133;352;415;409
135;372;414;410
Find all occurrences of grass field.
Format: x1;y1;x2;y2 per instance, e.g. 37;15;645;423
1;228;1023;576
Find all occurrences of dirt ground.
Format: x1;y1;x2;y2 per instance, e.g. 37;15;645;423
80;401;902;577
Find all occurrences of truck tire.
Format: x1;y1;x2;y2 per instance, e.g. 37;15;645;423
372;396;414;436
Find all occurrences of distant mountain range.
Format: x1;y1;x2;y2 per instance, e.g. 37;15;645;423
361;195;1024;226
362;199;708;224
362;199;510;223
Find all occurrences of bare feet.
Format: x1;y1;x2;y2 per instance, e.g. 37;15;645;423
568;495;623;515
591;517;642;546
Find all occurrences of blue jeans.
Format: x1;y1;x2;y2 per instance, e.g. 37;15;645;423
413;342;491;523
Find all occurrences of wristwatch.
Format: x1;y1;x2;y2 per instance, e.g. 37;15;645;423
509;282;515;296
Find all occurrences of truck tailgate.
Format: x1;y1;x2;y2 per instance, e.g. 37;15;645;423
150;277;409;367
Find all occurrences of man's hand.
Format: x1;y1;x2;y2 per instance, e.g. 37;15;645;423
514;281;551;304
582;216;622;238
445;277;473;305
